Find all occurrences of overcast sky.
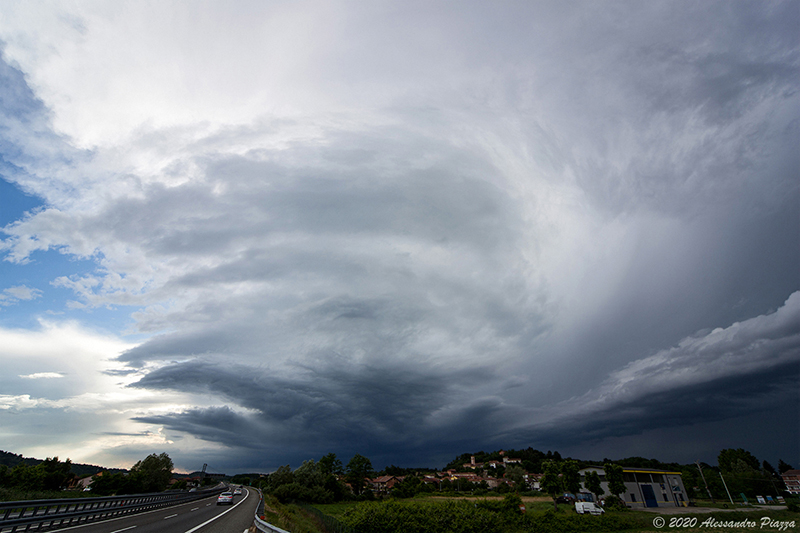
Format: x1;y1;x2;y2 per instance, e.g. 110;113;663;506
0;1;798;474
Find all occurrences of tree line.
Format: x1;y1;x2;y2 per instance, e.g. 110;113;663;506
0;457;75;493
255;446;796;506
0;452;176;498
260;452;375;503
89;453;175;495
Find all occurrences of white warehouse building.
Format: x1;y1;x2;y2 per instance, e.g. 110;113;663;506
579;466;689;508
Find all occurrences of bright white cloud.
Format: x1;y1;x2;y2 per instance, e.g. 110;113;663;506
0;285;43;306
0;321;214;464
19;372;64;379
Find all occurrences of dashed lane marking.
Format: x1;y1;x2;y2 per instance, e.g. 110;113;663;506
184;487;250;533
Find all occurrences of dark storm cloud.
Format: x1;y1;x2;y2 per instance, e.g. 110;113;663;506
503;292;800;450
127;292;799;467
2;1;798;470
525;363;798;449
134;407;259;448
131;357;493;445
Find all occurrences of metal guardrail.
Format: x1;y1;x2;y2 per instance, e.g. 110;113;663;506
252;489;291;533
0;487;225;532
253;514;291;533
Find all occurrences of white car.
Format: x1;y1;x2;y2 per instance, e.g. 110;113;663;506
575;501;604;515
233;488;242;495
217;492;234;505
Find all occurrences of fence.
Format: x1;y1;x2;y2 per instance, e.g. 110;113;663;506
0;487;224;533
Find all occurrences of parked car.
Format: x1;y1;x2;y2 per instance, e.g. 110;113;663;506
575;502;604;515
217;492;234;505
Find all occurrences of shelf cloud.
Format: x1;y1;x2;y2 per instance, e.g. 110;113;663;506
0;1;797;472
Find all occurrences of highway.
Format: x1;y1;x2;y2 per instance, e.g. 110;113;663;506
50;487;261;533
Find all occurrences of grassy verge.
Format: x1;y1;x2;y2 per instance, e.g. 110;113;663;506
261;493;329;533
311;496;798;533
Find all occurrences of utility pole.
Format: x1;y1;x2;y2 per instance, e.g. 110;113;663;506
719;471;735;506
696;461;715;503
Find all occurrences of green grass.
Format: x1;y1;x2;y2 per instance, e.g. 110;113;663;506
309;495;799;533
314;500;360;517
261;494;330;533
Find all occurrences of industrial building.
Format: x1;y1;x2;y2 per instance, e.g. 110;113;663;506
578;466;689;508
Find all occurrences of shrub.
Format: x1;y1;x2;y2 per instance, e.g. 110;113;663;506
273;482;333;504
602;495;627;510
341;500;505;533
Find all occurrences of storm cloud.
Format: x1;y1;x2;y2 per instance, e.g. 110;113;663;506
0;1;797;471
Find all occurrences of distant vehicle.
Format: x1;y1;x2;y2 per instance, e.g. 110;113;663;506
233;488;242;495
217;492;234;505
575;502;604;515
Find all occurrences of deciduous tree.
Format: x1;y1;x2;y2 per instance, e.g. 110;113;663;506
346;454;375;496
584;470;605;502
604;463;626;502
540;460;563;510
319;453;343;476
130;453;173;493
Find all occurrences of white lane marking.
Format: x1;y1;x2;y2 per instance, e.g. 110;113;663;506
191;507;200;511
51;491;224;532
111;527;137;533
164;513;178;519
184;487;250;533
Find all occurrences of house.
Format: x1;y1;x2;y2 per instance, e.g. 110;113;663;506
370;475;403;493
71;475;94;491
464;451;522;471
523;473;543;491
498;450;522;466
578;466;689;508
781;470;800;494
463;456;485;470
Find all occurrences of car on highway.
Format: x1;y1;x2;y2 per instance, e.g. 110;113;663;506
233;488;242;495
217;492;234;505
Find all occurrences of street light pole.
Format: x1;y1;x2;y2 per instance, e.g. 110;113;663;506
719;471;735;506
696;461;715;503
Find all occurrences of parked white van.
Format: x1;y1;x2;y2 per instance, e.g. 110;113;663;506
575;502;604;515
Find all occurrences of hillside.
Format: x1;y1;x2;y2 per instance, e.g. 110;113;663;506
0;450;126;478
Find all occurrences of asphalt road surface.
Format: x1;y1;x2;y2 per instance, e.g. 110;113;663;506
53;487;260;533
